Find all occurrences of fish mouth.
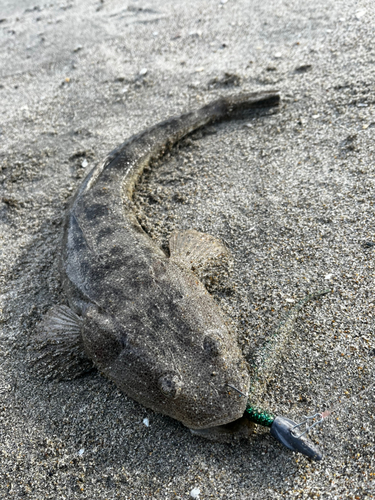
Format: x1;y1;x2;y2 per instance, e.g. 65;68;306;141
183;375;250;429
191;412;246;429
189;414;254;441
185;391;249;430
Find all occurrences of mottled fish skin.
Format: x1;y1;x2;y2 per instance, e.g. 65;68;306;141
61;92;280;429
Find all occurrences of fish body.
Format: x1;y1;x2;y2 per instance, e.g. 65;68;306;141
40;92;280;431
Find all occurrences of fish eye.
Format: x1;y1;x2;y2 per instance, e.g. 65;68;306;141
158;374;183;399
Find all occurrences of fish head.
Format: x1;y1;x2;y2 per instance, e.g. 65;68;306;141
108;323;250;429
151;323;251;430
81;267;250;430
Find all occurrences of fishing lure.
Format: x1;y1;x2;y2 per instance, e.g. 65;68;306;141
230;290;331;461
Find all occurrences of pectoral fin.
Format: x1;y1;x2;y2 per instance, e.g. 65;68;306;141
31;305;93;380
169;229;232;287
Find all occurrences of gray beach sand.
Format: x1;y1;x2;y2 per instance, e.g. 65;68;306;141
0;0;374;498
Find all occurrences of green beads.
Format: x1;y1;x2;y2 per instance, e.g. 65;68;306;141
244;403;275;428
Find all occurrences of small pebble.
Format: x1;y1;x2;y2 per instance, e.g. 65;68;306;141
355;9;366;19
190;487;200;498
143;418;149;427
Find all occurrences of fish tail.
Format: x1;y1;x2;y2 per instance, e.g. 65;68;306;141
95;91;281;199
